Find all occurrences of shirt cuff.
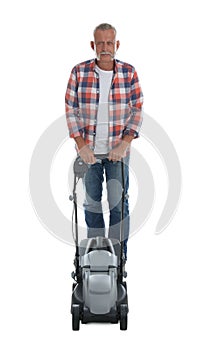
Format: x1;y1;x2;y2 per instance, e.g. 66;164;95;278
69;131;83;139
123;128;139;138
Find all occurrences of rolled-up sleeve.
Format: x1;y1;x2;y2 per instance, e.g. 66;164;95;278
65;67;83;138
123;69;144;138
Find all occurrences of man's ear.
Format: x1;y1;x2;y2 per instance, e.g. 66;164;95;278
116;40;120;51
90;41;95;50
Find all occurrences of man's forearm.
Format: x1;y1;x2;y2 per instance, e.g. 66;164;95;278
122;135;134;144
74;136;86;150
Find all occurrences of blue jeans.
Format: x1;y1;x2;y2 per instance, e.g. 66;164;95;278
83;156;130;259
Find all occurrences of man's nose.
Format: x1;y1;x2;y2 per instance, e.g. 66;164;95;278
103;42;112;51
102;42;107;50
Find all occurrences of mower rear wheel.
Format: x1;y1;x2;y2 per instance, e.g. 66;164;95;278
120;304;128;330
72;304;80;331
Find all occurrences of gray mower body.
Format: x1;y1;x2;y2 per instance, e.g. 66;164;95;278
71;236;128;329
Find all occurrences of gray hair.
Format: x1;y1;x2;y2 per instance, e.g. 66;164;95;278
93;23;117;37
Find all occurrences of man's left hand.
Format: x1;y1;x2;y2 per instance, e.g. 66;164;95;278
108;141;129;161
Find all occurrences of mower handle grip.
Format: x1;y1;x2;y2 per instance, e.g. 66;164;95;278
94;153;109;160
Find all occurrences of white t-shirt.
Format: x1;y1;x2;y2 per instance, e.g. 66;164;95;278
94;66;113;155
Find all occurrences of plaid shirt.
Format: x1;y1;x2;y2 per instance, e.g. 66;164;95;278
65;58;143;152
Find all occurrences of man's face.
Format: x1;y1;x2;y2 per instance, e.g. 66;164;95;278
91;29;119;62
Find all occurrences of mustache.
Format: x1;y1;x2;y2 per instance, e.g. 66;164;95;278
99;51;113;57
96;51;115;61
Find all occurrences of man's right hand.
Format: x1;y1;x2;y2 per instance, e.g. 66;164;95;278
74;136;96;164
79;145;96;164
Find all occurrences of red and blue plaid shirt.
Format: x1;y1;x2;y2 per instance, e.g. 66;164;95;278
65;59;143;151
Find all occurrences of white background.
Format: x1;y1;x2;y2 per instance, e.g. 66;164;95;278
1;0;212;348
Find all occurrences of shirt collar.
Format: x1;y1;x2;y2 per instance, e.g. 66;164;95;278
92;59;118;74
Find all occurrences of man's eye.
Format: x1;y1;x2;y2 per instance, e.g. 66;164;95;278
96;41;114;46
